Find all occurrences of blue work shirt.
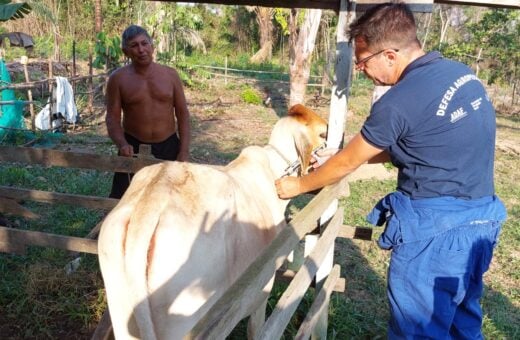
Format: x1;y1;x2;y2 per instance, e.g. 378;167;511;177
361;52;496;200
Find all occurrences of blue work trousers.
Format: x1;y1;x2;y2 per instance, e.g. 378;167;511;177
387;220;501;339
367;192;506;339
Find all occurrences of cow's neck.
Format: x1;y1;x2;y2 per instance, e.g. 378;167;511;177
264;144;299;179
264;144;294;176
265;118;301;178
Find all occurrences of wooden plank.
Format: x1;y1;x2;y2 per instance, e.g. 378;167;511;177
0;197;39;220
67;219;105;262
0;146;161;173
158;0;340;10
435;0;520;8
327;0;351;150
188;178;348;339
338;225;373;240
0;73;107;91
0;186;118;211
0;226;98;254
256;208;343;340
157;0;435;11
0;232;27;255
356;0;433;11
156;0;518;10
276;268;345;292
295;264;341;340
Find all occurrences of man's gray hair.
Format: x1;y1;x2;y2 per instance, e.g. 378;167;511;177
122;25;152;48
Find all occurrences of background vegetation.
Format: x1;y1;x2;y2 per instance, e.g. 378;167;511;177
0;1;518;339
0;2;518;104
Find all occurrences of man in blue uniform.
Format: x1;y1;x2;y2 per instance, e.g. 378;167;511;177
275;3;506;338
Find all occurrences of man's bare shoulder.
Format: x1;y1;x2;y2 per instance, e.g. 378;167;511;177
154;63;179;76
108;65;134;80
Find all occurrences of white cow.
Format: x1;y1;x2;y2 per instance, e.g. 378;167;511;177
98;104;327;339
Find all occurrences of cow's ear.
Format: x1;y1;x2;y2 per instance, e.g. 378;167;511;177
294;136;313;176
288;104;317;125
288;104;321;175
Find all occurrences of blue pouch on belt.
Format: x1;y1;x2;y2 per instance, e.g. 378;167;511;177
366;191;507;250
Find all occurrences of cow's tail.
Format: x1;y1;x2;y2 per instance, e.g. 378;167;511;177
123;192;168;340
98;204;145;340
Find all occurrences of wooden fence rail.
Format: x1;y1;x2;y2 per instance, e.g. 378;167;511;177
0;146;159;255
0;73;107;91
0;186;117;210
0;225;98;255
0;146;160;173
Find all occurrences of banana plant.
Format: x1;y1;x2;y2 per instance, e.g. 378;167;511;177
0;0;31;21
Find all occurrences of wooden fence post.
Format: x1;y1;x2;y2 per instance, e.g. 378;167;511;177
310;1;355;338
21;56;35;131
225;55;228;85
48;57;54;130
88;50;94;114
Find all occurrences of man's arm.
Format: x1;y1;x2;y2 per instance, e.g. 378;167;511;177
105;73;133;157
172;69;190;161
368;150;391;163
275;133;385;199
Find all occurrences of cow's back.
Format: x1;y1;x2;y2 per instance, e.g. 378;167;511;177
99;150;284;339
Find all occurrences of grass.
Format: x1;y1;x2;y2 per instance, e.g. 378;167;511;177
0;77;519;339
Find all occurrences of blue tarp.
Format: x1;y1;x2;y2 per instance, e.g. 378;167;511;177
0;59;26;141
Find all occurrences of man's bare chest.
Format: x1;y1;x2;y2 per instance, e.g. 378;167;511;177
120;77;174;105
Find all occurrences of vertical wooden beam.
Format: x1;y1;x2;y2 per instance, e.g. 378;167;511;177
327;0;353;150
88;49;94;114
21;56;35;131
295;265;342;340
225;55;228;85
311;1;355;339
48;57;54;130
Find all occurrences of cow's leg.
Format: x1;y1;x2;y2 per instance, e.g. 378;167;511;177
247;297;268;340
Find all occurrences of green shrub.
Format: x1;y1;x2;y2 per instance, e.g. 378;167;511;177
240;87;262;105
93;32;122;70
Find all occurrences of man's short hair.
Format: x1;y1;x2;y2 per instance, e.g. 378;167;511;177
122;25;152;48
348;2;420;50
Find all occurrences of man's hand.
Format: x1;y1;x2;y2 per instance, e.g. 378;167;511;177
119;144;134;157
275;176;301;199
310;147;339;169
176;149;189;162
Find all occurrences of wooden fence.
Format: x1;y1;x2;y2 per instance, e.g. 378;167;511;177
0;145;158;255
0;145;372;339
1;59;326;134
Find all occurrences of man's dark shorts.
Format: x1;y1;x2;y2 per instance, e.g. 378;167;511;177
109;133;180;199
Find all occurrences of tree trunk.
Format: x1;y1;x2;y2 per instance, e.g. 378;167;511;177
250;7;274;63
438;6;449;49
95;0;103;33
475;47;483;77
289;8;322;106
421;12;432;50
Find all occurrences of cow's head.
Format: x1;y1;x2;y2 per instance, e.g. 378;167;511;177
268;104;327;176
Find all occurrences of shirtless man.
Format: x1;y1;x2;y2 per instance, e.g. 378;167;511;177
106;25;190;198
